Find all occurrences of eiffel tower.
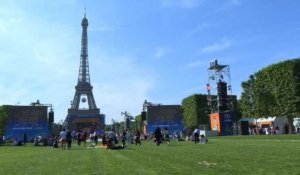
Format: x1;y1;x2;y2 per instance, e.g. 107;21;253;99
65;14;105;131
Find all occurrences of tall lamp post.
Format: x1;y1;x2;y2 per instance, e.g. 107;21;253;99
121;111;133;130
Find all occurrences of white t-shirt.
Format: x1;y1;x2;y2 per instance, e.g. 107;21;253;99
60;131;67;140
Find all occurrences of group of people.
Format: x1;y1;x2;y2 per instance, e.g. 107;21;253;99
193;128;208;144
58;129;90;150
101;129;142;150
56;127;208;150
153;127;170;146
152;127;208;145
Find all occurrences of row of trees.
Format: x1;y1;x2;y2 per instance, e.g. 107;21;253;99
239;58;300;133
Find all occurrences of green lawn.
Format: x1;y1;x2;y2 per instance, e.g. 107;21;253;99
0;135;299;175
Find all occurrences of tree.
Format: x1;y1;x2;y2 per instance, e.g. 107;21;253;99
239;75;255;117
0;105;9;135
240;58;300;133
133;114;142;131
181;94;210;129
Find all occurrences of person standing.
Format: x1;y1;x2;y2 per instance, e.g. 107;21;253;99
193;128;200;144
163;128;170;145
135;129;141;145
59;128;67;150
23;133;27;145
122;129;127;148
154;127;162;146
94;132;98;145
82;131;88;147
77;131;81;146
66;130;72;150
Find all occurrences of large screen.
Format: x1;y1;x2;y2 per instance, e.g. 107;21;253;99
5;106;48;141
147;105;183;134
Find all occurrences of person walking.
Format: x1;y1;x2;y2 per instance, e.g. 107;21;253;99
59;128;67;150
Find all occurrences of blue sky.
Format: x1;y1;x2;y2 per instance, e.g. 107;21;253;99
1;0;300;123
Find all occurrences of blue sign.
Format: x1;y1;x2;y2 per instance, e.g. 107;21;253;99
220;112;234;136
5;106;49;141
147;105;184;134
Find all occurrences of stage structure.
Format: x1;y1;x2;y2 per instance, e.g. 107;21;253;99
142;100;184;134
65;14;105;132
5;100;53;141
207;60;234;135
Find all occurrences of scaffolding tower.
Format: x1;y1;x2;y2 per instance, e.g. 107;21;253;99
207;59;233;113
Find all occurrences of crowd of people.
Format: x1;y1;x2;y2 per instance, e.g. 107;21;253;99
1;127;210;149
54;127;209;149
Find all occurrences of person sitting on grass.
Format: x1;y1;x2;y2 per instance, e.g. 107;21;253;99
53;135;59;148
102;134;107;146
199;134;208;144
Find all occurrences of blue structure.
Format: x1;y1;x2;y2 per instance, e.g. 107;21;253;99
5;105;48;141
147;105;184;134
219;112;234;136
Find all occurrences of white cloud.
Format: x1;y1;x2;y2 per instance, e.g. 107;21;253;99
154;47;170;58
199;38;232;54
161;0;204;9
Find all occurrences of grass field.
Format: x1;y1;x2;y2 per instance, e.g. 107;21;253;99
0;135;299;175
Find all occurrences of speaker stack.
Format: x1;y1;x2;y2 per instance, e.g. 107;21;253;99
217;81;228;112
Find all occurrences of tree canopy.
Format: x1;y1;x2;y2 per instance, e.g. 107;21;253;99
239;58;300;133
0;105;9;135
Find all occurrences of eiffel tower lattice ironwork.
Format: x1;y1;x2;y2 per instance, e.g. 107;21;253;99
65;14;105;131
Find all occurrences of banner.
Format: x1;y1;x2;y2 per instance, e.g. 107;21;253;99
5;106;48;141
147;105;183;134
210;112;234;136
